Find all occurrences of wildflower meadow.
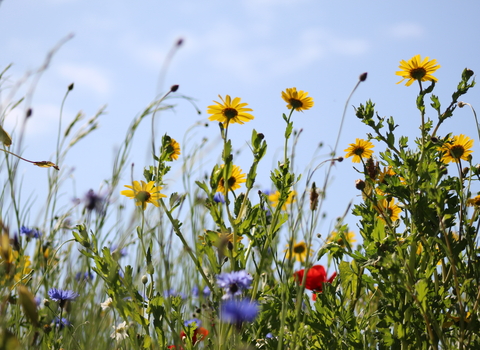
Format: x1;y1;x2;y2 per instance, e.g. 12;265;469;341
1;48;480;350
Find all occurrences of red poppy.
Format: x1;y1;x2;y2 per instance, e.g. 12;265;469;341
294;265;336;294
180;326;209;344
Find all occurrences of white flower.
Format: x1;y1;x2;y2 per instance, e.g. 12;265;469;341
101;297;113;310
110;321;128;341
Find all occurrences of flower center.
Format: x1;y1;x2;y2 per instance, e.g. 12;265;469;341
293;244;306;254
229;283;239;295
223;108;238;120
450;145;465;159
354;147;365;156
410;67;426;80
227;176;236;188
289;98;303;109
135;191;151;203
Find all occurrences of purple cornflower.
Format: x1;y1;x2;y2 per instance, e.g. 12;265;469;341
110;245;128;258
84;189;105;213
184;318;201;327
53;317;71;330
48;288;79;308
213;192;225;204
75;271;94;282
163;289;186;299
192;285;211;298
220;299;259;324
20;226;42;239
217;270;253;299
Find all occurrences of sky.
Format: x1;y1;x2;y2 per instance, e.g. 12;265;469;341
1;0;480;256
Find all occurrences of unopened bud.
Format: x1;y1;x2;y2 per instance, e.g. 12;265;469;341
176;38;184;47
359;72;368;82
141;275;148;285
462;167;469;177
68;83;74;91
355;179;365;190
458;101;467;108
336;157;344;162
170;84;179;92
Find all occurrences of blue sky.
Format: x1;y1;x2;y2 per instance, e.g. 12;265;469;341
1;0;480;250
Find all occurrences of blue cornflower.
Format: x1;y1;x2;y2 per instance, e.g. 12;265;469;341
266;333;274;339
110;245;128;258
163;289;186;299
213;192;225;204
220;299;259;324
217;270;253;299
75;271;94;282
48;288;79;308
53;317;71;330
192;285;211;298
20;226;42;239
84;189;105;214
184;318;201;327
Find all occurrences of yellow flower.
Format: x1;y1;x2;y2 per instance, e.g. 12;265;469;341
120;180;166;210
199;229;242;248
395;55;441;87
285;240;311;263
268;190;296;211
207;95;254;126
167;138;181;161
217;165;246;193
281;88;314;112
378;199;402;223
344;139;374;163
327;231;356;248
467;195;480;207
440;134;474;163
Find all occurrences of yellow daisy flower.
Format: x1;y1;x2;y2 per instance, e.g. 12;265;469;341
120;180;166;210
281;88;314;112
207;95;254;125
285;240;311;263
440;134;474;163
327;231;356;248
268;190;296;211
467;195;480;207
395;55;441;86
378;199;402;223
344;139;374;163
217;165;246;193
167;138;181;161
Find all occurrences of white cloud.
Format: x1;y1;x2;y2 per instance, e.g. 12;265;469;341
388;22;425;39
57;63;111;96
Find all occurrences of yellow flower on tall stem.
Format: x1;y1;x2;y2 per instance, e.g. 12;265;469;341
217;165;246;193
344;139;374;163
207;95;254;126
467;195;480;207
167;138;181;161
395;55;440;87
327;231;356;248
285;240;311;263
440;134;473;163
268;190;296;211
378;199;402;223
281;88;314;112
120;180;166;210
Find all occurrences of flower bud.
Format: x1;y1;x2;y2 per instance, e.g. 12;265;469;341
458;101;467;108
141;275;148;285
355;179;365;190
359;72;368;82
170;84;179;92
